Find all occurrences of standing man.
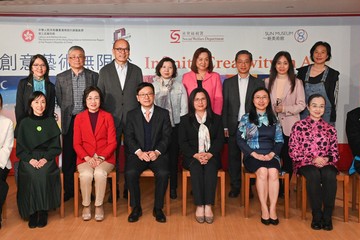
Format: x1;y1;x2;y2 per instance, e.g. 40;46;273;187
55;46;99;201
222;50;264;198
125;82;171;223
98;39;143;201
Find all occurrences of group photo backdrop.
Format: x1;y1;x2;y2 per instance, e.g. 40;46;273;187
0;16;359;146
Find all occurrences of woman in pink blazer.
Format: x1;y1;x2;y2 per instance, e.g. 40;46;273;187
73;86;117;221
265;51;305;193
182;47;223;115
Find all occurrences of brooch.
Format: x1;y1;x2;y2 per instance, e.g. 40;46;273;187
36;126;42;132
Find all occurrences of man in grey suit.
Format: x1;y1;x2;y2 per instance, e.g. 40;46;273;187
97;39;143;201
55;46;99;201
222;50;264;198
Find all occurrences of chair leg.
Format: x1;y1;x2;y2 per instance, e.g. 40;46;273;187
301;176;307;220
2;201;6;219
111;172;117;217
220;171;226;217
165;181;170;216
283;173;289;219
343;175;349;222
358;175;360;223
60;172;64;218
352;174;357;211
296;176;301;209
182;171;187;216
74;172;79;217
127;190;131;215
244;174;251;218
240;174;245;207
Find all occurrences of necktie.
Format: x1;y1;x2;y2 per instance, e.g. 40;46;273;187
145;110;151;122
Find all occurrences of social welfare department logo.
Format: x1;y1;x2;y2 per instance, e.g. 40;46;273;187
170;30;181;43
22;29;35;42
294;29;308;43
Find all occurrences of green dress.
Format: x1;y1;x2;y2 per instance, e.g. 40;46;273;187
16;115;61;219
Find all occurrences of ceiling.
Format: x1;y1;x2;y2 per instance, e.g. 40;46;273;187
0;0;359;17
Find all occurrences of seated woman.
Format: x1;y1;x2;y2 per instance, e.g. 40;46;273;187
73;86;117;221
289;93;339;231
0;93;14;229
236;87;284;226
16;91;61;228
179;88;224;224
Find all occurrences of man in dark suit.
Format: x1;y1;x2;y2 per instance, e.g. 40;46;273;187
346;107;360;173
98;39;143;201
55;46;99;201
222;50;264;198
125;82;171;223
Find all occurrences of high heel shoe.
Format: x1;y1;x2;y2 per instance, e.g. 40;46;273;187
195;215;205;223
82;205;91;221
269;218;279;225
261;217;270;225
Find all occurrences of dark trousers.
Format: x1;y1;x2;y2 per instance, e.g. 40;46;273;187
62;115;77;198
169;125;180;190
298;165;337;221
0;167;10;221
125;154;169;209
183;156;219;206
227;134;242;191
281;135;292;179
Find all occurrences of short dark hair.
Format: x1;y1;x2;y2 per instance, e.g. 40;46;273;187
188;88;213;121
136;82;154;95
307;93;326;107
28;91;47;116
248;87;277;126
310;41;332;62
235;50;253;62
28;54;50;82
190;47;214;73
82;86;104;110
0;93;3;109
155;57;177;78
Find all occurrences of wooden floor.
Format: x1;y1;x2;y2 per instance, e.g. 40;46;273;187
1;174;360;240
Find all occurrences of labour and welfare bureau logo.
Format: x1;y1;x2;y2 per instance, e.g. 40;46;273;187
170;30;181;43
114;28;131;42
22;29;35;42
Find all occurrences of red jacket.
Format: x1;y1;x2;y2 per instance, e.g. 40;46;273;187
73;109;117;165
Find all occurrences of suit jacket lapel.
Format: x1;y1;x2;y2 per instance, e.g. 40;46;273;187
110;61;123;92
150;107;160;145
94;110;105;137
135;108;145;148
123;61;132;92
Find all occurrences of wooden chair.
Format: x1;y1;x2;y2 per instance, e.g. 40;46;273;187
127;169;170;215
244;171;289;218
296;173;349;222
351;173;360;222
182;169;226;217
74;170;117;217
2;201;6;219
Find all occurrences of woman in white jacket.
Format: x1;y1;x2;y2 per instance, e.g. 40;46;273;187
0;93;14;228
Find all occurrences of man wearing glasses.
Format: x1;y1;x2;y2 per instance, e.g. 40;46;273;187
222;50;264;198
98;39;143;202
55;46;99;202
125;82;171;223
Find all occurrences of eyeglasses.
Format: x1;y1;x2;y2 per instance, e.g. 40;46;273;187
138;93;154;98
194;97;206;103
32;64;46;68
236;61;251;65
86;97;100;101
114;47;129;53
69;56;84;60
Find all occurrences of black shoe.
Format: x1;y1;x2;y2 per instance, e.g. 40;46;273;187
269;218;279;225
170;189;177;199
64;193;74;202
228;189;240;198
108;190;120;203
128;207;142;222
322;220;333;231
28;212;38;228
37;211;48;228
311;220;322;230
153;208;166;223
261;217;270;225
